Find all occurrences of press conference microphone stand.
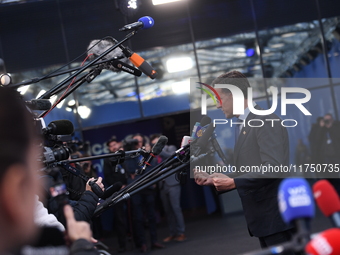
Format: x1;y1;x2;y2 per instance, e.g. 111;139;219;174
93;146;212;217
60;148;147;164
9;57;125;88
37;30;139;101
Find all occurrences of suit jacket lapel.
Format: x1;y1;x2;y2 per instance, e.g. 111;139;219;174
233;107;260;164
233;118;251;164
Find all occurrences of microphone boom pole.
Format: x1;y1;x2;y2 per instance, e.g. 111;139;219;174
35;30;140;104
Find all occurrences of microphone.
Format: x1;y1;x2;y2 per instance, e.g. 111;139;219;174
43;120;74;135
110;60;142;76
243;178;315;255
193;116;228;164
278;178;314;252
26;99;52;111
181;136;193;148
101;181;123;200
278;178;314;228
88;38;157;79
191;123;216;158
87;38;141;76
137;135;168;175
305;228;340;255
119;16;154;32
313;179;340;227
123;48;157;79
193;116;212;139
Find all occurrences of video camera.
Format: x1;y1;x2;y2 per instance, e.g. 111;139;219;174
35;118;74;165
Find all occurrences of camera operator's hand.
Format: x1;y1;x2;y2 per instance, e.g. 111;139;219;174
64;204;92;242
86;177;104;192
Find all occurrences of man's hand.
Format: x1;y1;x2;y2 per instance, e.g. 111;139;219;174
86;177;104;192
193;170;213;186
64;204;92;242
210;173;236;191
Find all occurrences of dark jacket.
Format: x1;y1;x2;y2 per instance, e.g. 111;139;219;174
228;109;292;237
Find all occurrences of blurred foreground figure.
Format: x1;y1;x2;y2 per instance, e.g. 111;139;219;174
0;87;99;255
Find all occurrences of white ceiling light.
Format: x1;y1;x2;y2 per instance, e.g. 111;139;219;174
17;85;30;95
152;0;183;5
68;99;76;106
56;99;65;109
36;90;46;99
166;56;193;73
78;105;91;119
172;80;190;94
270;43;285;48
50;95;58;105
281;32;296;38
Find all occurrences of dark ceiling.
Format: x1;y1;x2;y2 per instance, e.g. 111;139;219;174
1;0;340;72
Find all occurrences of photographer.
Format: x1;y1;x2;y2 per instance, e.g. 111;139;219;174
103;136;128;252
45;171;104;225
124;133;164;253
0;87;98;254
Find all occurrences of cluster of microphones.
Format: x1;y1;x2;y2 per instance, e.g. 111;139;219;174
179;116;228;165
179;116;340;255
36;101;340;255
240;178;340;255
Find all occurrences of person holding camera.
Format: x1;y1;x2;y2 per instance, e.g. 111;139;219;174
103;136;129;253
0;87;99;255
318;113;340;195
124;133;165;253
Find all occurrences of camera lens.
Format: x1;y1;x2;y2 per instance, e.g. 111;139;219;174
53;146;70;161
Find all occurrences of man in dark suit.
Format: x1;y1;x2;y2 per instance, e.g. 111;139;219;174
194;70;295;250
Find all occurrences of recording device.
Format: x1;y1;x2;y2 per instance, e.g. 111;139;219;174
277;178;314;252
42;146;71;164
25;99;52;111
119;16;154;32
119;44;157;79
305;228;340;255
88;37;157;79
190;122;216;158
87;38;142;76
43;119;74;136
313;179;340;228
278;178;314;229
195;116;228;164
181;136;193;148
192;116;211;139
244;178;315;255
38;119;74;164
88;178;104;198
137;135;168;175
324;119;331;125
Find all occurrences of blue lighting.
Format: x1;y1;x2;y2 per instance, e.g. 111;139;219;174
246;48;255;57
127;91;136;97
156;89;163;96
